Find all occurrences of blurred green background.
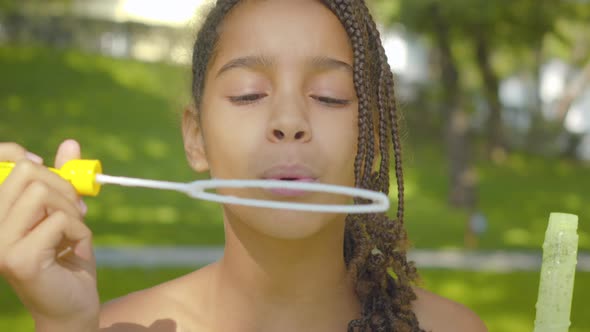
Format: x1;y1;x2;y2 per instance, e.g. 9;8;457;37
1;0;589;331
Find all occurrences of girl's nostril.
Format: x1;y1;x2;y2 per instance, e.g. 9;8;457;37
294;131;304;140
274;130;285;139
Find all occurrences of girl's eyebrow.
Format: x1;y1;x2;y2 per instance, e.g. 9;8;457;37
308;56;353;73
216;55;275;78
215;55;352;78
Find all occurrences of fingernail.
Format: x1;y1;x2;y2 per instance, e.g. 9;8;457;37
79;200;88;215
25;152;43;164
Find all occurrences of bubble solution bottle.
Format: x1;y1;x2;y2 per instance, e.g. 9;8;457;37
533;213;579;332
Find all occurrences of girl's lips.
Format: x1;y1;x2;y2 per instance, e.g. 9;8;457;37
266;178;316;197
261;164;318;196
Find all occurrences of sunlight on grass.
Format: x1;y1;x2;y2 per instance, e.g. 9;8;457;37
503;228;532;247
397;175;417;199
64;48;190;104
493;315;532;332
143;137;170;159
421;270;590;332
556;159;575;177
100;134;135;162
0;312;33;332
3;95;23;113
94;233;145;246
108;205;180;224
63;99;84;117
505;153;528;174
437;278;468;298
563;193;582;211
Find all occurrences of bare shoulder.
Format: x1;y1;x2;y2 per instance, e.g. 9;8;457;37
411;286;488;332
98;269;209;332
99;283;182;332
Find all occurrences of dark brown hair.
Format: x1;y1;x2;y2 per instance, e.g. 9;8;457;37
191;1;423;331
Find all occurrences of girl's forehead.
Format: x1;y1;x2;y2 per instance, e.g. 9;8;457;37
221;0;344;35
213;0;352;66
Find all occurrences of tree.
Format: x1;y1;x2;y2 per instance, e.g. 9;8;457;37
372;0;478;211
369;0;590;247
373;0;589;158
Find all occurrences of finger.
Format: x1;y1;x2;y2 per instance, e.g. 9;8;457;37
54;139;81;169
53;139;86;216
29;211;92;265
0;142;43;164
0;160;39;219
0;161;82;221
2;180;84;242
60;231;95;268
2;211;92;281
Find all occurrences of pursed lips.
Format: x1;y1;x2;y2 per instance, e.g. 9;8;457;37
261;165;318;196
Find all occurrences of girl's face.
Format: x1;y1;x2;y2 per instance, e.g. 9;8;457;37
184;0;359;238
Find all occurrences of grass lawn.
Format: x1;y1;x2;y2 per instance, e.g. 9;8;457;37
402;143;590;251
1;268;588;331
1;45;589;330
1;45;587;251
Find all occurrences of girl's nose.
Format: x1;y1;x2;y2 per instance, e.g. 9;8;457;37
267;99;312;143
271;129;308;141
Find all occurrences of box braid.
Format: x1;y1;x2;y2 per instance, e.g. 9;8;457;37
190;1;424;331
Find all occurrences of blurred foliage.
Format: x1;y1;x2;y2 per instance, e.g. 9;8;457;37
370;0;590;110
0;0;73;16
369;0;590;221
372;0;590;60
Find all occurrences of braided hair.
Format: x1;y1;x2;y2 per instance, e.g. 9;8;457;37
191;1;424;331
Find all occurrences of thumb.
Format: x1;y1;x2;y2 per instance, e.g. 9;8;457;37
54;139;81;168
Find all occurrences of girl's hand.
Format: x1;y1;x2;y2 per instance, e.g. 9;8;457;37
0;140;99;332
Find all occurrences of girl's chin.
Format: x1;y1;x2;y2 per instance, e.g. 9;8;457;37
226;206;346;240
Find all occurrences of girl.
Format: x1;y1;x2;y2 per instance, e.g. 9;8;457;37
0;0;487;331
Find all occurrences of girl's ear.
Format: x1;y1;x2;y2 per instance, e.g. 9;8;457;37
182;106;209;172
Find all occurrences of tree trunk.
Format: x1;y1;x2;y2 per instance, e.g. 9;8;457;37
474;27;505;161
556;59;590;123
526;42;545;152
431;4;477;210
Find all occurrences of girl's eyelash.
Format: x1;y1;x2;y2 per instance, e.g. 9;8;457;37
228;94;350;106
312;95;351;106
228;94;267;104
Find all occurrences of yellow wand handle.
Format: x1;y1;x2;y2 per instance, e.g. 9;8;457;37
0;159;103;196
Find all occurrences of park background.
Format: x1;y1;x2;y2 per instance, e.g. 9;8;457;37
0;0;589;331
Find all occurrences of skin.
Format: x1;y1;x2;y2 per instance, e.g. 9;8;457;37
0;1;488;331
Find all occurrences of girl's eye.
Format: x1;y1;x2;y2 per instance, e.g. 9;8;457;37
312;95;351;107
228;93;267;105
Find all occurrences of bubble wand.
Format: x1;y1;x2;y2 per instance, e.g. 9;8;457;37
0;159;389;214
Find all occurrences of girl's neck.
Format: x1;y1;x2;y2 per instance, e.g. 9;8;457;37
207;211;360;331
